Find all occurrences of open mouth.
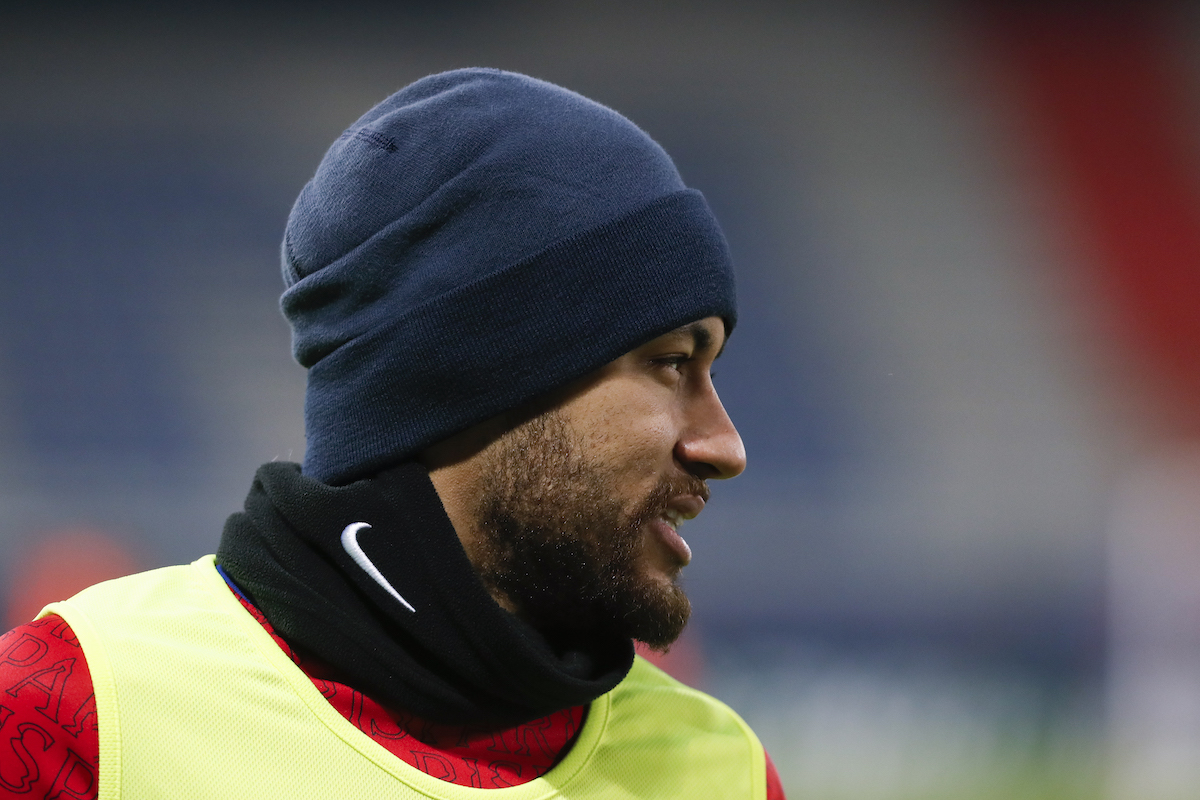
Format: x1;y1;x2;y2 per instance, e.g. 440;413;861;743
651;511;693;566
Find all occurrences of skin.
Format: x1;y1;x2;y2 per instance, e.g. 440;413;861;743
422;315;746;622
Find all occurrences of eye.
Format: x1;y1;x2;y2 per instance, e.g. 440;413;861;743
653;354;690;372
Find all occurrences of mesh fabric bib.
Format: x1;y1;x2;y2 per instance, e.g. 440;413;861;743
46;557;765;799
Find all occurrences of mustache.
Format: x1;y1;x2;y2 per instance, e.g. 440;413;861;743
634;473;710;523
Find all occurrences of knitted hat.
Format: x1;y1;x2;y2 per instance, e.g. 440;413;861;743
282;68;737;485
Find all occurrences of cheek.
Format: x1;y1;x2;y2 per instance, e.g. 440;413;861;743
558;377;682;482
586;410;678;483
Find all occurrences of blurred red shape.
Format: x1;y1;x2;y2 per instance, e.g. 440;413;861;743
5;527;140;629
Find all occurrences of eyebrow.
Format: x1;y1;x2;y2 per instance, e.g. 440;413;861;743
678;320;727;359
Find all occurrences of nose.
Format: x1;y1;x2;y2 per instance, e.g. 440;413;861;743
675;389;747;480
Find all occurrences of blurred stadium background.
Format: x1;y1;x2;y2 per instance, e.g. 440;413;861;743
6;2;1200;797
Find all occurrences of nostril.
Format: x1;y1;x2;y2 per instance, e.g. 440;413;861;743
684;461;722;481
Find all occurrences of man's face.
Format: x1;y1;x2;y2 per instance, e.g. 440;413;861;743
427;316;745;649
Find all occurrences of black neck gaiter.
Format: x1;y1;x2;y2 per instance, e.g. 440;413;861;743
215;461;634;727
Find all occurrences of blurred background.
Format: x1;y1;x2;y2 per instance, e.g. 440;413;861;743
5;1;1200;797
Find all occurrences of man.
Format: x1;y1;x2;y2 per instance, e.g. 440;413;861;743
0;69;784;798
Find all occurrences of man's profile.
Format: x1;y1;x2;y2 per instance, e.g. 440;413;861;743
0;68;784;798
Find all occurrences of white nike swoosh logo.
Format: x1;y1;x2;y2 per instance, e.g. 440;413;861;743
340;522;416;613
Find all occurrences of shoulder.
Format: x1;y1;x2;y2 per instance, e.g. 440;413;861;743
610;656;763;754
48;560;227;651
584;656;768;798
61;560;206;611
615;656;756;726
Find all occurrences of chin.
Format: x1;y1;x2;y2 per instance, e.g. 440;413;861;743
618;575;691;649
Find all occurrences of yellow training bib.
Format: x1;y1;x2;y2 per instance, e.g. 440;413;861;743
46;557;765;799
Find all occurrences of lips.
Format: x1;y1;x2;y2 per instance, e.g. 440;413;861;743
651;494;705;567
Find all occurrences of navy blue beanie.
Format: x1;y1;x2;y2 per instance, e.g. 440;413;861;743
282;68;737;485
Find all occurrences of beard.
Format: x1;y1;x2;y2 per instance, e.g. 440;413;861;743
468;409;703;650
